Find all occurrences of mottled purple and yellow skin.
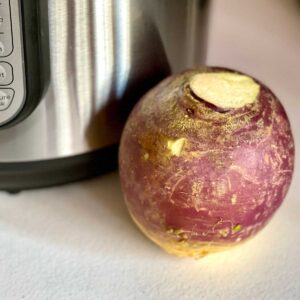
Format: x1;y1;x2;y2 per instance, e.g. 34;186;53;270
119;68;295;258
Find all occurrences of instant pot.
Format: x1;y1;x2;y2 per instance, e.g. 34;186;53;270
0;0;209;191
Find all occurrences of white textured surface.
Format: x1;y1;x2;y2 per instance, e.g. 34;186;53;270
1;0;300;299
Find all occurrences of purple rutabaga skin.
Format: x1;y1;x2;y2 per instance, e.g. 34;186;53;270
119;67;295;257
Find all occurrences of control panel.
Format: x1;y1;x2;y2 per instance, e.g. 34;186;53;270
0;0;25;126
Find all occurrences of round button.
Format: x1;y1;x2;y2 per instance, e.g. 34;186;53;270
0;42;5;56
0;89;14;111
0;62;13;85
0;64;7;80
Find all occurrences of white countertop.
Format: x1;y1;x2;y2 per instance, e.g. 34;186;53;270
1;0;300;299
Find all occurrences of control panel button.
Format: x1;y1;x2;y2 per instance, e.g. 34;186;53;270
0;1;9;6
0;62;13;85
0;41;4;55
0;36;12;57
0;88;14;111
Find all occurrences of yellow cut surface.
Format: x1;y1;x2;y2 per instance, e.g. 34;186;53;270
190;72;260;110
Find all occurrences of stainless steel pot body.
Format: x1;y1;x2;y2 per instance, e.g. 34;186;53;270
0;0;209;162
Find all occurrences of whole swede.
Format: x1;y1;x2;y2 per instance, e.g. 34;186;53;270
119;67;295;258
